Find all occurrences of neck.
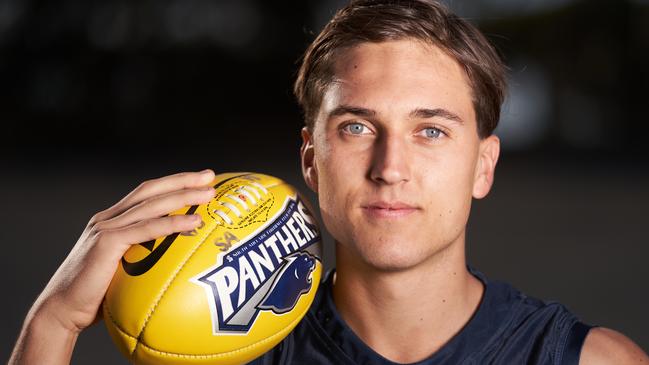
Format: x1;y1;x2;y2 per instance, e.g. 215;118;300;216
332;234;484;363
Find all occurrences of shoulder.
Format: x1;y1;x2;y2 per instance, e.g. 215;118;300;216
579;327;649;365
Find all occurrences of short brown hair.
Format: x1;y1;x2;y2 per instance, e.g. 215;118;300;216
293;0;507;138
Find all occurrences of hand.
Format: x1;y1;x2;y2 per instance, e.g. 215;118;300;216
43;169;217;331
10;169;216;364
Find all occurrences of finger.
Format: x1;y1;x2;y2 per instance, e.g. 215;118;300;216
97;186;215;231
100;214;203;249
92;169;215;223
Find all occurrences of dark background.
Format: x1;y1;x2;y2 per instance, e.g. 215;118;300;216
2;0;648;363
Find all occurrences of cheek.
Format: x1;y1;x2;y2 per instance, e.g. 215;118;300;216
315;134;368;196
422;148;477;217
318;159;357;210
313;140;369;239
316;178;353;246
441;136;479;186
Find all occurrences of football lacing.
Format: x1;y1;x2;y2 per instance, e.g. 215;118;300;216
225;194;249;211
237;186;257;205
212;182;269;225
219;201;241;217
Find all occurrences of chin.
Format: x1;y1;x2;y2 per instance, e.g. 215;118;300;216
361;253;423;272
345;232;443;272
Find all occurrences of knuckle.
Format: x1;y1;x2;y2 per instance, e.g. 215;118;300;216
92;229;110;244
137;179;153;192
193;173;206;184
88;209;109;227
142;196;165;214
185;189;202;199
170;214;187;226
167;215;190;232
88;213;101;227
92;221;106;232
134;196;152;210
141;218;158;236
181;171;202;186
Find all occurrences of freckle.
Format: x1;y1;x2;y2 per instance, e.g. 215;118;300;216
442;299;446;303
448;209;452;214
353;64;358;69
453;272;456;275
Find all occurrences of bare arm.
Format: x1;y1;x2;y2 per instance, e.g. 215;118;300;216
9;169;217;365
9;299;80;365
580;327;649;364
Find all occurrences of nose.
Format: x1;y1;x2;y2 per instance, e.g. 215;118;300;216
369;133;411;185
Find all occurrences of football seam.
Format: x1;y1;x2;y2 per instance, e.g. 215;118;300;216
131;179;283;356
131;220;218;355
136;297;310;359
103;267;314;358
104;304;140;341
104;177;304;359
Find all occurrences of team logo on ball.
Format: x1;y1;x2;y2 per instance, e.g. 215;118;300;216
192;196;320;334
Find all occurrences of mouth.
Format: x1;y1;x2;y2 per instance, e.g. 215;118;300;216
361;201;419;219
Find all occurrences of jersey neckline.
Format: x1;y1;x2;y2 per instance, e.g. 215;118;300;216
307;265;520;365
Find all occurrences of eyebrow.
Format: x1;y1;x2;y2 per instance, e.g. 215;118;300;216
409;107;464;124
327;105;464;124
328;105;376;119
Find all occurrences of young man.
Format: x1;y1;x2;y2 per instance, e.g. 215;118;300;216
9;1;649;364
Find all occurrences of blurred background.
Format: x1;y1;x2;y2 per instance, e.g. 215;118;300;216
1;0;647;362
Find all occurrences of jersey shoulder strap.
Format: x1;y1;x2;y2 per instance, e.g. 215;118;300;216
561;321;595;365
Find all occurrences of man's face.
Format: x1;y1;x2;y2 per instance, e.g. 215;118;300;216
301;39;499;271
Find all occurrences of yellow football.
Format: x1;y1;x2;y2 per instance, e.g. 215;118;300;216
103;172;323;365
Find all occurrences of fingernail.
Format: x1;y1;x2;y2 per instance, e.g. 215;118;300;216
191;214;202;222
201;169;214;175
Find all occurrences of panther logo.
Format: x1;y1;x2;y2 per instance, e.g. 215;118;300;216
258;252;317;314
193;196;321;334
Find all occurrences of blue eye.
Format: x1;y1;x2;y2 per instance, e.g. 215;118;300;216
344;123;369;135
423;128;444;139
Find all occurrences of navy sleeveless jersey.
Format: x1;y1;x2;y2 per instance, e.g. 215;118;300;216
248;266;594;364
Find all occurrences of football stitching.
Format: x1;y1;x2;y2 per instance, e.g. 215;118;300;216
104;176;311;360
104;269;314;359
136;288;313;359
207;183;279;229
132;218;219;356
131;179;283;357
133;177;266;342
225;193;275;230
103;302;138;341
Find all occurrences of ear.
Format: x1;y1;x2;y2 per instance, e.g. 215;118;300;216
472;134;500;199
300;127;318;193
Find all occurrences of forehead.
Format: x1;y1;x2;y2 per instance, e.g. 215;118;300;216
317;39;475;126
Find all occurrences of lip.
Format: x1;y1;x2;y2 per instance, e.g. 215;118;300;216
361;201;419;219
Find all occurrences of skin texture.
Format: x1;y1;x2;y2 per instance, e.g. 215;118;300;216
300;39;649;363
580;328;649;365
300;39;500;362
304;40;496;273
